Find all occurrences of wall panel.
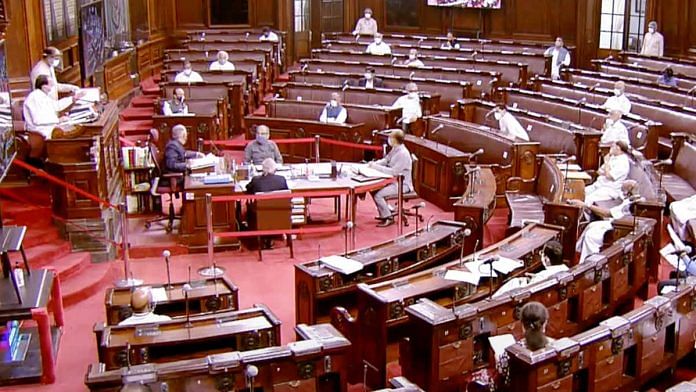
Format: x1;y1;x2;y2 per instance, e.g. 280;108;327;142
174;0;206;28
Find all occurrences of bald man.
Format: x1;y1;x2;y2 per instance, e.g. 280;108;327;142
601;81;632;115
118;287;172;326
162;88;188;116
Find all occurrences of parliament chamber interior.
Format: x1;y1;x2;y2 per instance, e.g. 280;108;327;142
0;0;695;390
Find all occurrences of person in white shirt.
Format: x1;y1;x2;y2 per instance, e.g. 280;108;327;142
584;141;632;206
259;26;279;42
491;105;529;141
368;129;413;227
162;88;188;116
670;194;696;240
23;75;83;139
402;49;425;68
543;37;571;80
209;51;235;71
118;287;172;326
174;61;203;83
641;21;664;57
391;82;422;133
441;32;460;50
366;33;392;56
29;47;80;101
571;180;639;263
602;81;632;114
600;110;630;145
353;8;378;36
319;93;348;124
493;240;566;298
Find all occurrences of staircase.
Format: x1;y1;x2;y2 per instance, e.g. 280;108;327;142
118;76;161;146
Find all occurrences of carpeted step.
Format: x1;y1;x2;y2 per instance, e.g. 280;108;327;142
9;242;72;267
0;185;52;206
119;120;154;135
131;96;156;108
119;107;155;122
1;204;53;227
60;261;117;307
22;226;61;248
49;252;92;281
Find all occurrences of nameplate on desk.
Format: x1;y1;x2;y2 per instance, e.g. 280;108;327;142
121;364;157;384
207;352;242;371
134;325;161;337
289;340;322;355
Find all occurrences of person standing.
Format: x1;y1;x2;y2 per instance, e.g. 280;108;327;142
641;21;664;57
543;37;571;80
29;47;80;100
391;82;422;133
353;8;378;36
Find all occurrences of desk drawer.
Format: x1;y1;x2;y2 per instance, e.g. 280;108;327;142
580;282;602;321
537;374;573;392
438;339;473;380
639;330;665;376
677;312;696;357
610;266;629;302
547;300;568;336
593;352;623;392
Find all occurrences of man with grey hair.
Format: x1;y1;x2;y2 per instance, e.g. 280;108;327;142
368;129;413;227
245;158;288;194
209;50;235;71
162;87;188;116
391;82;422;133
366;33;391;56
641;21;664;57
601;81;632;115
244;125;283;165
164;124;203;175
353;8;378;36
319;92;348;124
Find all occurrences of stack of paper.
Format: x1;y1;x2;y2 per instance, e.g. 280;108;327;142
444;269;480;285
489;334;516;364
189;153;218;170
320;255;364;275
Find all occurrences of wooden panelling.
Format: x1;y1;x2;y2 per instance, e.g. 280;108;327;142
649;0;696;57
174;0;206;28
102;50;135;101
255;0;276;27
6;0;46;90
172;0;278;29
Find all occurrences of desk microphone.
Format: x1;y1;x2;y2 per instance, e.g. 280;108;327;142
430;124;445;135
409;71;415;80
163;250;172;290
342;83;350;91
391;57;398;65
425;215;435;232
654;159;672;168
183;283;192;328
588;82;601;92
413;203;425;235
245;32;250;39
245;364;258;389
344;221;354;256
468;148;484;163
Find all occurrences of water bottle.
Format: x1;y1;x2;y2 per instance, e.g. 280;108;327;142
13;262;24;288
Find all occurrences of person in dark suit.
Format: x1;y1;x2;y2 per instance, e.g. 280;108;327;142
245;158;288;194
164;124;203;175
357;67;384;89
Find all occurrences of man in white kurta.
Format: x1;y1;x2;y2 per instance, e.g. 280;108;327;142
403;49;425;68
670;194;696;240
602;81;632;114
29;47;80;100
600;111;630;145
543;37;571;80
584;141;631;206
118;287;172;326
23;75;77;139
209;51;235;71
259;27;279;42
572;180;639;263
641;21;664;57
174;61;204;83
353;8;379;36
494;106;529;141
366;34;392;56
391;82;422;132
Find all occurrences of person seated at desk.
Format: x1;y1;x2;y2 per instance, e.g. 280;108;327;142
600;110;630;145
259;26;279;42
493;240;565;298
441;31;460;49
670;194;696;241
23;75;84;140
543;37;571;80
366;33;392;56
368;129;413;227
583;141;631;206
174;60;203;83
601;81;632;115
357;67;384;89
520;301;555;350
490;105;529;141
164;124;204;176
570;180;639;263
244;125;283;165
162;88;188;116
391;82;422;133
118;287;172;326
319;93;348;124
245;158;288;194
353;7;378;36
209;50;235;71
30;46;80;100
657;67;678;87
402;49;425;68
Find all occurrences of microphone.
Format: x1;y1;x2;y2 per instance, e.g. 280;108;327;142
417;201;426;208
488;78;499;85
484;109;496;119
588;83;601;91
391;57;398;65
300;63;309;72
342;84;350;91
577;97;587;106
245;32;250;39
431;124;445;135
558;155;576;164
668;245;692;256
344;221;353;256
426;215;435;232
409;71;415;80
183;283;192;328
163;250;172;290
469;148;484;163
480;256;499;265
245;364;259;389
471;51;478;59
463;228;472;237
654;159;672;167
197;137;204;152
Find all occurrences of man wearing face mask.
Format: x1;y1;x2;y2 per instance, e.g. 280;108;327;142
174;61;203;83
30;47;80;101
441;31;461;50
366;33;392;56
23;75;84;140
367;129;413;227
353;8;378;36
490;105;529;141
403;49;425;68
543;37;571;80
244;125;283;165
259;27;279;42
162;88;189;116
319;93;348;124
357;67;384;89
600;110;630;145
209;51;235;71
641;21;664;57
584;141;631;206
601;81;632;115
391;83;422;133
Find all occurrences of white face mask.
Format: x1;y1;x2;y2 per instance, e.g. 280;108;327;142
408;92;419;99
409;54;416;60
365;13;371;19
494;112;503;121
648;27;655;33
184;69;192;76
374;39;382;45
50;58;60;68
330;100;338;107
365;73;372;80
218;58;226;64
614;89;622;96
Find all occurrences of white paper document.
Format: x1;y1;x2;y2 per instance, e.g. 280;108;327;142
352;164;392;179
489;334;516;363
492;277;528;299
189;153;218;170
444;269;480;285
320;255;364;275
529;264;569;284
150;287;168;303
491;256;524;274
465;260;498;278
78;87;101;103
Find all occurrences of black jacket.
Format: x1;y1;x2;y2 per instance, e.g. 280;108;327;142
245;174;289;194
164;139;197;173
357;77;384;88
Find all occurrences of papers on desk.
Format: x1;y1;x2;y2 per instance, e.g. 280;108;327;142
320;255;364;275
557;163;582;171
491;256;525;274
203;174;233;184
352;164;392;179
563;171;592;181
166;113;196;117
489;334;516;364
529;264;569;284
464;255;524;278
189;153;218;170
77;87;101;103
150;287;168;303
444;269;480;285
492;277;527;299
660;243;686;272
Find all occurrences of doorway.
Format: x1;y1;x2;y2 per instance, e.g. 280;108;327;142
294;0;311;58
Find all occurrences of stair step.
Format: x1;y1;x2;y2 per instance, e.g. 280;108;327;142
22;227;61;248
60;262;116;307
120;107;155;122
131;96;155;108
51;252;92;281
10;242;73;267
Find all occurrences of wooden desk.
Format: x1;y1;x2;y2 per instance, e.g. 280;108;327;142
85;323;350;392
334;223;562;387
94;304;281;370
103;277;239;325
453;166;497;255
153;99;229;152
45;102;123;260
160;82;243;134
295;220;468;326
0;269;63;385
160;69;257;113
404;135;470;211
